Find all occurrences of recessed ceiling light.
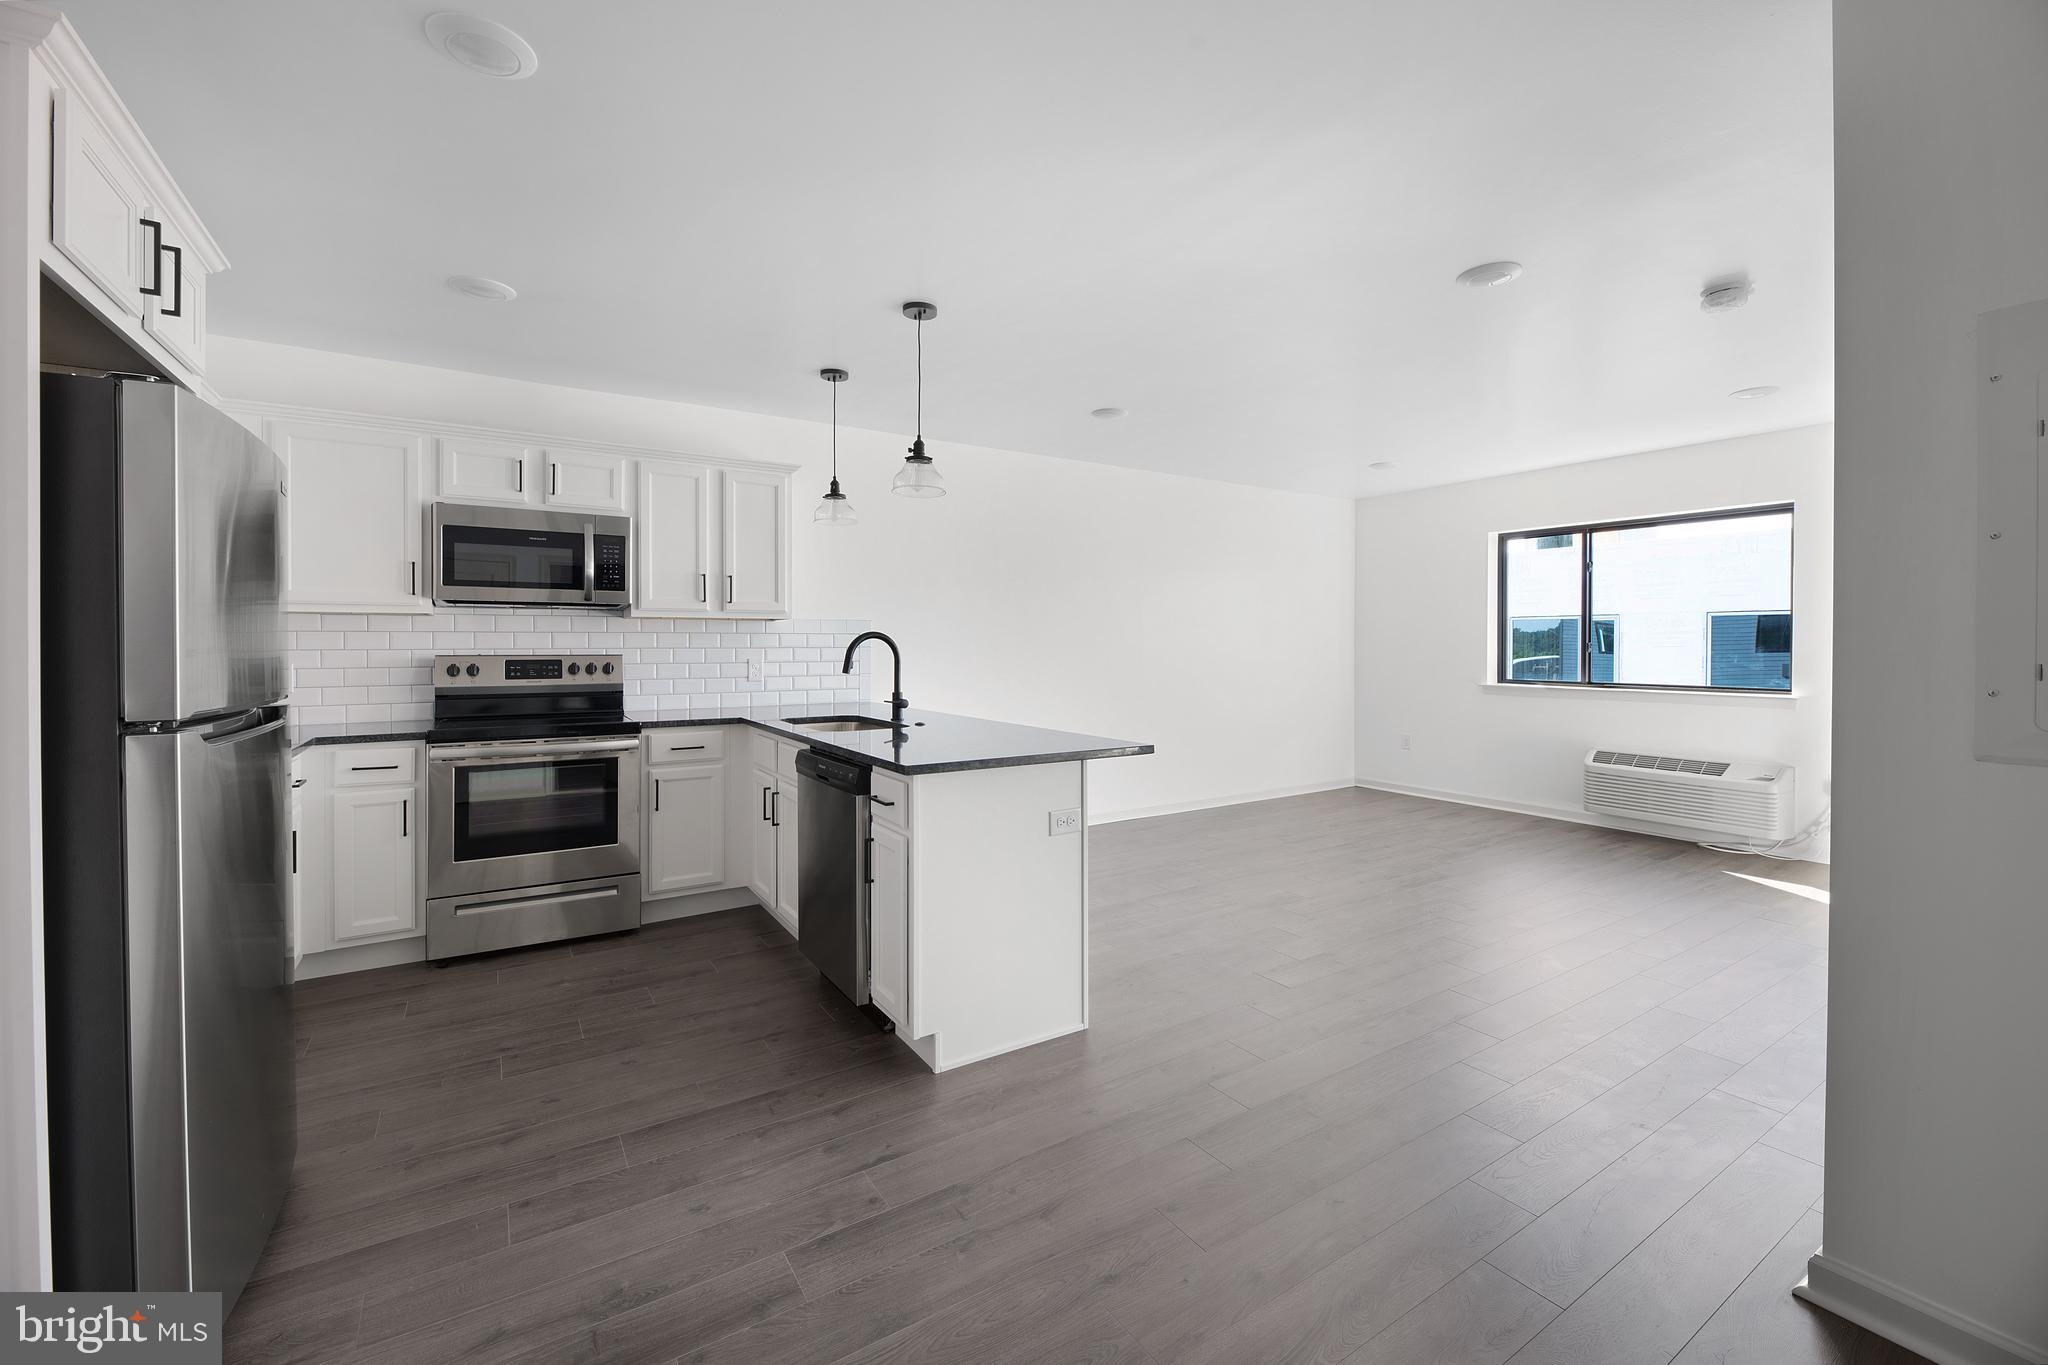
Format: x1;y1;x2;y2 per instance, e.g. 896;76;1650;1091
1455;261;1523;288
1090;407;1127;420
1368;460;1397;470
1700;279;1754;313
423;13;539;79
1730;385;1779;400
447;275;517;302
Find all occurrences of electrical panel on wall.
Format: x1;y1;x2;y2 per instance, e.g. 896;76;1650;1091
1975;297;2048;764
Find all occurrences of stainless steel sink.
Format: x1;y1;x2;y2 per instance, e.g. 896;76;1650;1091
788;715;900;733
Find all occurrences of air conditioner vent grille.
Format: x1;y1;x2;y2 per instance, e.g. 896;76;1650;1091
1591;750;1731;778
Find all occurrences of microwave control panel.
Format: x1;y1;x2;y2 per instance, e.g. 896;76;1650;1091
594;535;628;593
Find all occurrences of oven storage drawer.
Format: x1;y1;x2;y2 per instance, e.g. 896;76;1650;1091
426;874;641;961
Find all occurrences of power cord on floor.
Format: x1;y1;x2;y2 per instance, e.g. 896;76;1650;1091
1700;802;1832;860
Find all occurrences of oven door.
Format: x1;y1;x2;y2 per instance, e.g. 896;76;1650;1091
428;737;641;897
432;503;631;609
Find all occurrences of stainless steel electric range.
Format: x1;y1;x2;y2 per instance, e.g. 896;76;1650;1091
424;654;641;961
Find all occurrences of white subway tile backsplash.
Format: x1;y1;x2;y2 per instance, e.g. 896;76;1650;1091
286;609;871;720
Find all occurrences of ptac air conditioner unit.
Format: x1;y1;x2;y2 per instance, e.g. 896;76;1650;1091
1582;748;1794;841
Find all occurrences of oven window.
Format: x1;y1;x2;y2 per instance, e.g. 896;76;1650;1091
452;757;618;862
442;525;583;590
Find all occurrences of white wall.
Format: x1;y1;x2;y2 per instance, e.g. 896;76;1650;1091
1817;4;2048;1361
207;336;1358;820
1353;425;1833;850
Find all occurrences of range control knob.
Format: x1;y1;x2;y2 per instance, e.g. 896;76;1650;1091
586;661;599;675
601;662;615;676
567;663;581;675
445;663;459;678
465;663;480;677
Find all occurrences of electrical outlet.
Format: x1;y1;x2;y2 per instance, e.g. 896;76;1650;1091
1048;808;1082;836
1399;732;1412;751
746;653;764;682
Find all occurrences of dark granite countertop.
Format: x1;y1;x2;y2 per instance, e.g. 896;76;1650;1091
292;703;1151;775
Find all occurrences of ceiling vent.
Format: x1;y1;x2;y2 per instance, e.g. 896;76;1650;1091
1583;748;1792;840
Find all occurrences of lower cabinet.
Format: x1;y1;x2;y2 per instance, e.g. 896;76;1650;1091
868;818;910;1028
328;785;418;942
741;735;804;936
773;761;800;933
645;760;726;896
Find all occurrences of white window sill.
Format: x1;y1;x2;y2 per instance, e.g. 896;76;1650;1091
1479;681;1801;706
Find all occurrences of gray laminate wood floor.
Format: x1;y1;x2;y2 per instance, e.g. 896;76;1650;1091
233;786;1927;1365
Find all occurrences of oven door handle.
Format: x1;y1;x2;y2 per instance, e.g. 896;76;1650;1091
430;738;640;763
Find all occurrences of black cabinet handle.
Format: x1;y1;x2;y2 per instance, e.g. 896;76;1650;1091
138;217;164;296
762;785;771;821
551;463;559;496
516;463;524;494
654;779;660;813
669;744;705;753
698;572;707;603
401;798;409;838
870;795;896;807
350;764;399;772
291;829;297;875
159;242;183;317
770;789;779;828
726;574;734;605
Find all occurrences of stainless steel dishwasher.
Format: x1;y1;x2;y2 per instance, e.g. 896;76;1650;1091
796;748;884;1019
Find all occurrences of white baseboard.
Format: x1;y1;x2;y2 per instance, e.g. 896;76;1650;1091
1797;1253;2045;1365
1091;779;1356;826
294;886;769;980
644;886;760;924
292;936;424;980
1352;777;1831;864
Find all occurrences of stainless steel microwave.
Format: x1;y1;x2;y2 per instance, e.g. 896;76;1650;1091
431;502;631;610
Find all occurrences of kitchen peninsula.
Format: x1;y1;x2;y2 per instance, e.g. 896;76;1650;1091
290;698;1151;1072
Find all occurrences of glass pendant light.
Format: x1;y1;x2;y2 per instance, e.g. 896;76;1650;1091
813;367;857;525
893;301;946;498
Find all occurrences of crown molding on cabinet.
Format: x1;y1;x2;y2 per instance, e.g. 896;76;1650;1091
218;397;801;477
20;11;228;274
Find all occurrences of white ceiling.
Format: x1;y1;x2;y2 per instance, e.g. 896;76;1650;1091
54;0;1833;497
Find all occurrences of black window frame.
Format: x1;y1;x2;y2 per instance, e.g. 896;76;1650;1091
1495;503;1795;695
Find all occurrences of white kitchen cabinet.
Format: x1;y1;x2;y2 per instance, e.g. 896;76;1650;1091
30;17;227;387
636;461;714;614
271;419;427;613
868;818;910;1029
49;86;148;320
138;205;207;376
721;468;791;617
748;759;781;923
328;784;418;942
542;448;630;513
773;740;801;932
437;436;537;505
646;761;727;897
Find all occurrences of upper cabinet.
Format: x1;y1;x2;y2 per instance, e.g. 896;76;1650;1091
542;448;630;513
637;461;713;614
26;14;225;388
272;419;427;614
637;463;791;618
720;468;791;617
249;401;794;617
434;440;629;514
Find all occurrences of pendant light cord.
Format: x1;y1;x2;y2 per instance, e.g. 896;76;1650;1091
915;316;923;441
831;378;838;482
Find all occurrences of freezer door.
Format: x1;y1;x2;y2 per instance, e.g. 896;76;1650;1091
124;710;295;1305
121;383;286;722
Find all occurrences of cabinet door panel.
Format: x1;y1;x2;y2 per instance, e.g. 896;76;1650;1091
646;763;726;896
543;448;630;513
329;787;417;941
774;778;799;932
51;87;148;319
749;765;779;917
721;468;790;616
273;421;425;612
869;820;910;1028
138;209;206;376
637;463;713;614
438;437;536;505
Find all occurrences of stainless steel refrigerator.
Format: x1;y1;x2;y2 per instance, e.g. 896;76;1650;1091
41;372;295;1312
